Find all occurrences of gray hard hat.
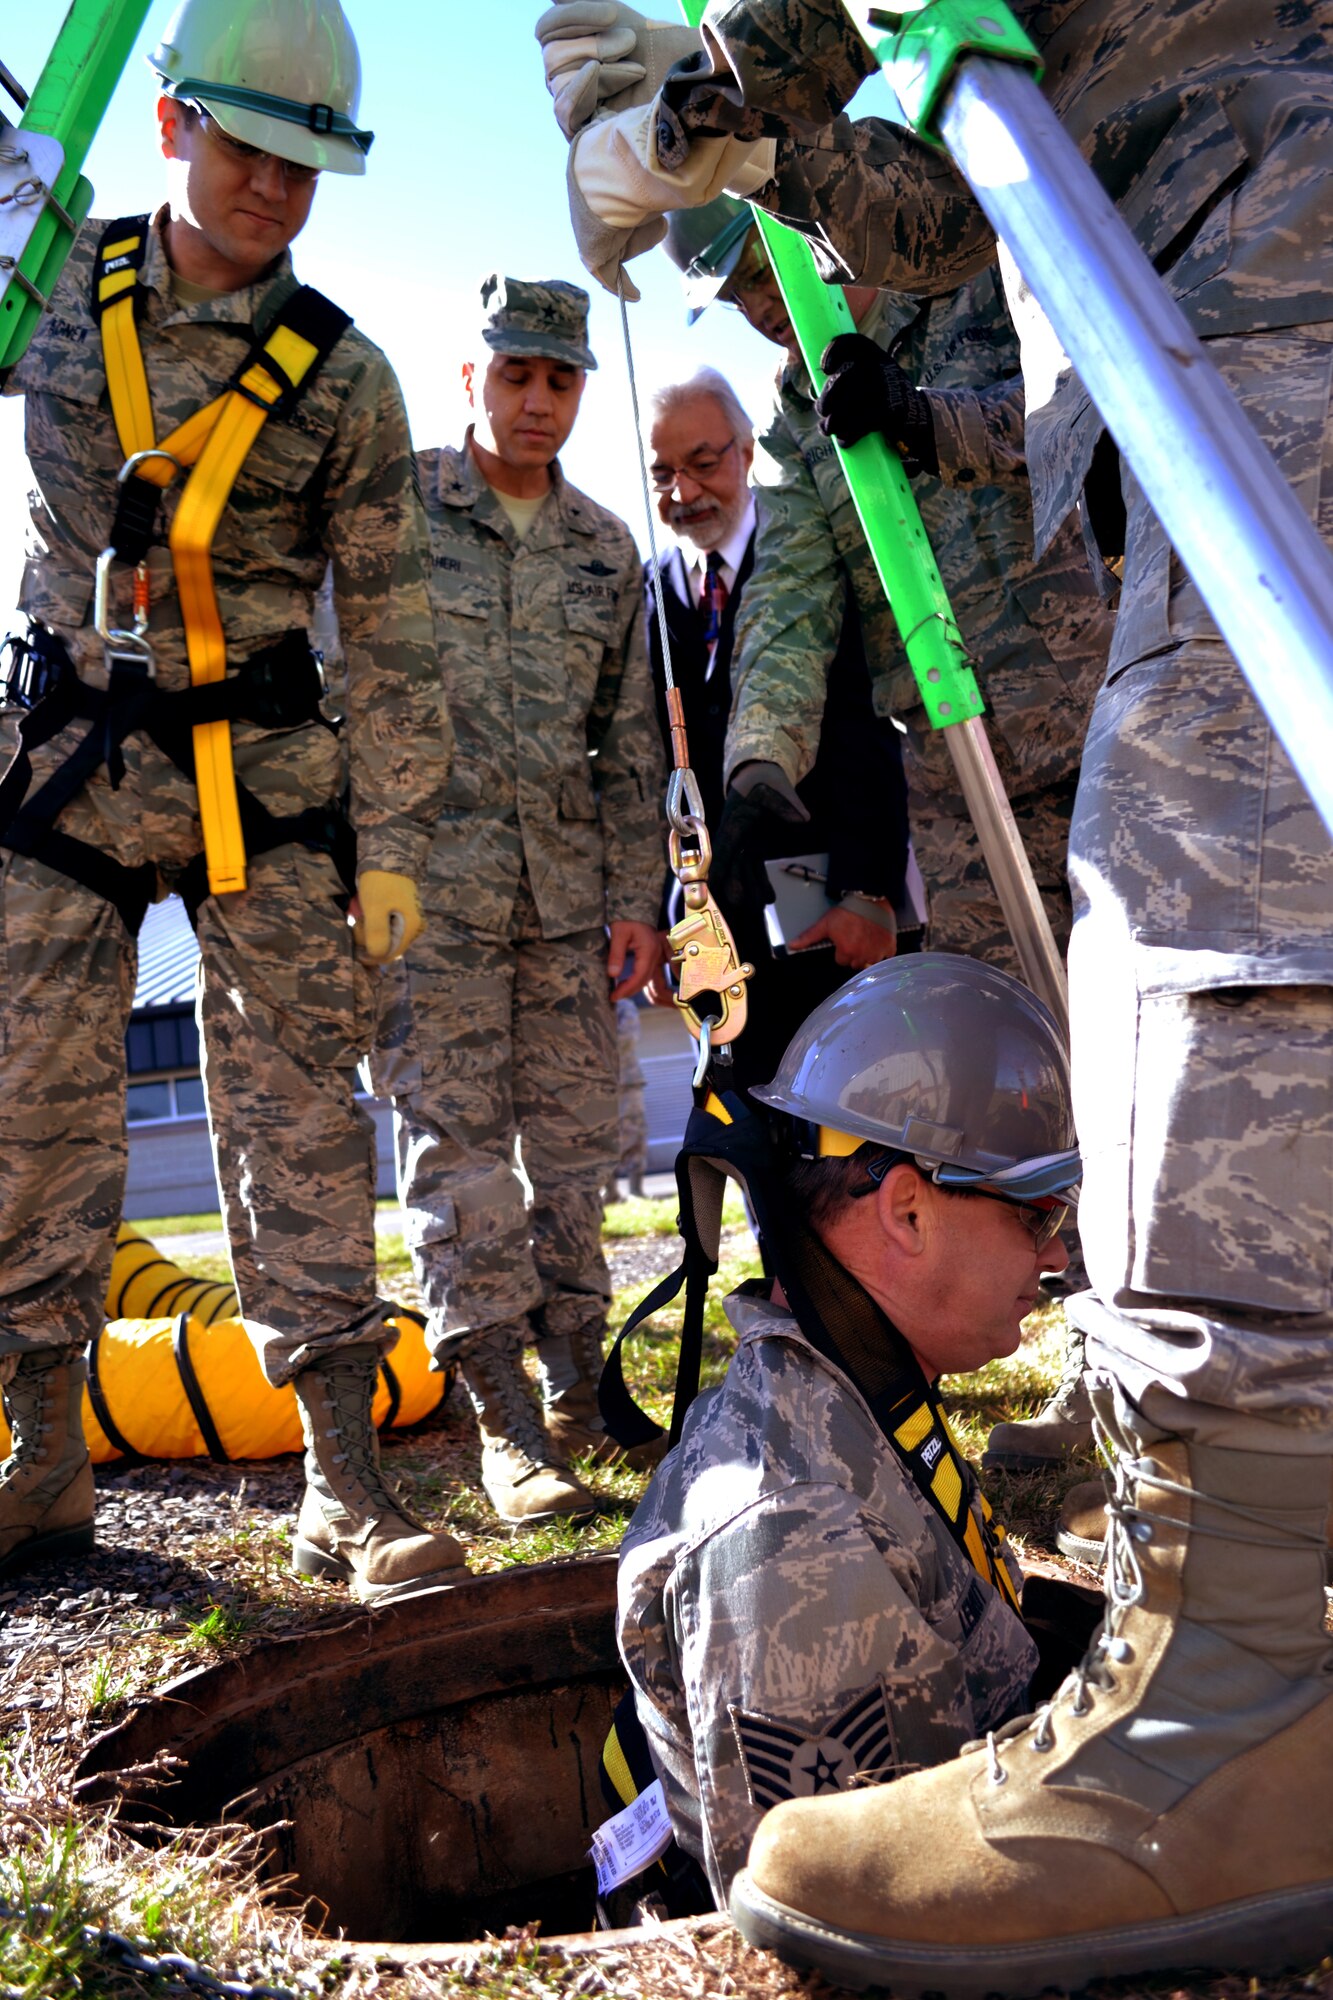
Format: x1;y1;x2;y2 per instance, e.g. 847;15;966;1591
663;194;754;324
753;953;1080;1200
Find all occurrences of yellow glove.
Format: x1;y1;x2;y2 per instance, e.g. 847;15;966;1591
354;871;423;964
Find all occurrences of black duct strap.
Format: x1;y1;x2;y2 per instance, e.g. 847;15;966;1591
172;1313;229;1462
84;1331;143;1462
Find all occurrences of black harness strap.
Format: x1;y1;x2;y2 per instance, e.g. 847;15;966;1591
0;625;354;934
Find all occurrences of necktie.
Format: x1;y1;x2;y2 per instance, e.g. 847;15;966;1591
701;554;729;649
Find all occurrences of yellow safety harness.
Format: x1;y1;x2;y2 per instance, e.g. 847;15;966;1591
93;215;351;897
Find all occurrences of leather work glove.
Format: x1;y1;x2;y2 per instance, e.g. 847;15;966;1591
567;101;776;298
353;870;423;964
566;145;665;303
535;1;701;140
817;332;939;476
709;759;811;922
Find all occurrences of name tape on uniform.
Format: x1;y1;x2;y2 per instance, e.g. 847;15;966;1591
588;1778;673;1894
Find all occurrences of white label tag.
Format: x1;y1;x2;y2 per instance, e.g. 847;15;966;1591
589;1778;674;1894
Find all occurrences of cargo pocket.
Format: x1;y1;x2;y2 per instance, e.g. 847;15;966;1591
1128;985;1333;1314
210;846;376;1072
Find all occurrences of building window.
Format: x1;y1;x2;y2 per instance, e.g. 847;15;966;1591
126;1008;200;1078
126;1076;207;1125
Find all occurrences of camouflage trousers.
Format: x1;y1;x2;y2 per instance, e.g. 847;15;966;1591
900;722;1077;972
0;726;391;1388
616;999;649;1180
1066;324;1333;1446
373;869;618;1365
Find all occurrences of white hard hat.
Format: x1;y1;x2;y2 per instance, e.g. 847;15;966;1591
151;0;374;177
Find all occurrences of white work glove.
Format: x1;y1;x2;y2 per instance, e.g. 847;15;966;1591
568;98;776;297
535;1;703;140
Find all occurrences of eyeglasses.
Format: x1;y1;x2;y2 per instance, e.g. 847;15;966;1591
718;239;777;306
850;1148;1070;1248
192;107;322;185
968;1191;1070;1249
649;436;738;494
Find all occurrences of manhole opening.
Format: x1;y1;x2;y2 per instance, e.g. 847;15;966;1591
77;1558;625;1945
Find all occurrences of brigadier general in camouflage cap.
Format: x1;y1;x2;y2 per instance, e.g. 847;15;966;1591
371;269;666;1527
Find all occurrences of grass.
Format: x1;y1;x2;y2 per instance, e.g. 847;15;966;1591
0;1719;315;2000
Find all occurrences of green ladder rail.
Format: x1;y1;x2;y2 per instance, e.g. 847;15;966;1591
1;0;152;375
676;0;1068;1031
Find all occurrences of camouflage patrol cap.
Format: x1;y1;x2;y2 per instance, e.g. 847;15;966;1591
478;273;598;371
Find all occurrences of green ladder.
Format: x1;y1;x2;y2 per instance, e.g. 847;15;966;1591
1;1;151;375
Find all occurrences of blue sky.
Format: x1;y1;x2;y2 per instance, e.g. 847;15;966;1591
2;0;897;613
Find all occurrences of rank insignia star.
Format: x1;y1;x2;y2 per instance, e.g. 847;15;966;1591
729;1681;898;1810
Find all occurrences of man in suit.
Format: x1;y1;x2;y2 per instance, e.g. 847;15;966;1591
644;367;909;1095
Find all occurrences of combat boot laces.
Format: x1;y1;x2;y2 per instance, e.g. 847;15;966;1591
977;1412;1333;1786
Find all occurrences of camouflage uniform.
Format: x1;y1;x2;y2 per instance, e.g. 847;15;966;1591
668;1;1333;1436
615;997;649;1185
374;427;664;1363
0;209;447;1386
730;276;1113;970
619;1289;1036;1905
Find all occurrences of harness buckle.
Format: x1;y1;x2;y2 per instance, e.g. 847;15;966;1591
93;548;155;682
667;888;753;1047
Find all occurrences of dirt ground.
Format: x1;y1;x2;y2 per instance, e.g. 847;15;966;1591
2;1203;1330;2000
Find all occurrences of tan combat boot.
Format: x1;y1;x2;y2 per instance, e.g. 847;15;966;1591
533;1302;665;1473
1058;1462;1333;1580
0;1349;96;1580
458;1321;598;1523
292;1345;467;1602
983;1324;1093;1471
1055;1473;1111;1564
733;1386;1333;1998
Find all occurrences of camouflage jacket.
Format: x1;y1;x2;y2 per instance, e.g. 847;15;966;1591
617;1289;1037;1906
6;208;449;881
728;280;1112;814
664;0;1333;553
415;440;665;938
